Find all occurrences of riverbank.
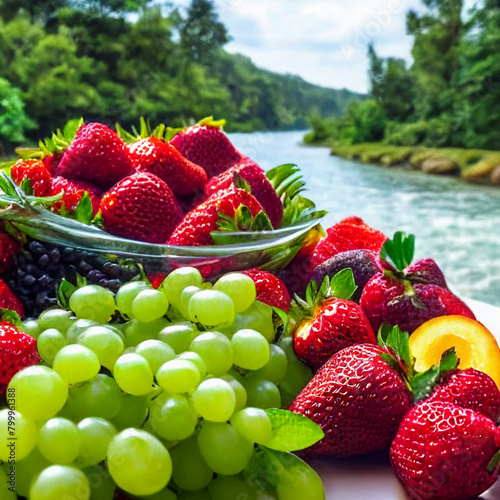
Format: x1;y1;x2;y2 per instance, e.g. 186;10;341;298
322;142;500;185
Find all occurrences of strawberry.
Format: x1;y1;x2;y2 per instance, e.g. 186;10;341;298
170;119;243;178
204;158;283;228
0;322;39;396
292;271;376;369
360;232;475;334
405;257;448;288
168;186;265;247
242;269;291;312
390;401;500;500
0;280;24;318
42;153;62;176
290;342;412;457
281;217;387;294
129;136;207;197
0;230;18;275
425;368;500;421
310;249;385;302
11;159;53;197
51;177;102;216
57;122;134;189
100;172;183;244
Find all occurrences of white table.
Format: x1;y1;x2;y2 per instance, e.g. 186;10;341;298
316;299;500;499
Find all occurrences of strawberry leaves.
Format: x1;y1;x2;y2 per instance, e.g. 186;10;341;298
381;231;415;271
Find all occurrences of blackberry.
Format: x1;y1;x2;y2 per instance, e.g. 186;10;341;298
5;238;141;318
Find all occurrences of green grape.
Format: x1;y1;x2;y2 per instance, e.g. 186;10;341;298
132;289;169;323
179;286;202;319
20;319;41;339
278;337;313;407
252;344;288;384
66;319;100;344
77;418;117;467
214;273;256;313
67;374;123;420
114;353;155;396
208;474;258;500
190;378;236;422
227;301;275;342
111;395;148;430
0;410;37;462
69;285;116;323
158;323;198;354
5;448;51;497
149;393;198;441
231;329;270;370
115;281;150;317
123;318;170;347
170;435;213;491
197;422;253;475
162;267;203;310
37;418;80;464
77;326;125;370
274;451;325;500
37;328;67;366
30;465;90;500
178;491;210;500
107;429;172;496
243;378;281;409
188;290;235;326
38;309;75;335
156;359;200;394
138;488;178;500
230;408;272;445
8;365;68;421
0;466;16;499
84;465;116;500
220;374;247;411
53;344;101;385
177;352;207;379
189;332;233;376
136;340;176;373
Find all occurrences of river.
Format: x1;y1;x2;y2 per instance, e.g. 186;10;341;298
230;131;500;307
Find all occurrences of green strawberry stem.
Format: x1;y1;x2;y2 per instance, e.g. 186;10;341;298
381;231;415;271
488;451;500;473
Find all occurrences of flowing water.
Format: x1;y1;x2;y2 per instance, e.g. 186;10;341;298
230;131;500;307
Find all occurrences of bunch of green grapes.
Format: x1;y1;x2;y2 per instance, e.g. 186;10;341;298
1;268;321;500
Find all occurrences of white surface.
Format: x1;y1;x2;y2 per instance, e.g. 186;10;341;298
316;299;500;500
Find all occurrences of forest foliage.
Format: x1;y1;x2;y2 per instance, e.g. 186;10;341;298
0;0;363;152
305;0;500;151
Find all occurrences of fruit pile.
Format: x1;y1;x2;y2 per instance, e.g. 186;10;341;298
0;115;499;500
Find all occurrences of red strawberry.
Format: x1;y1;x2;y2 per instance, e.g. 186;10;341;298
11;159;53;197
170;121;243;178
405;257;448;288
51;177;102;216
0;230;18;275
425;368;500;422
129;137;207;197
57;123;134;189
168;186;265;247
360;232;475;334
0;322;39;396
290;343;412;457
204;158;283;228
242;269;291;312
100;172;183;244
42;153;62;176
390;401;500;500
292;271;376;369
281;218;387;294
0;280;24;318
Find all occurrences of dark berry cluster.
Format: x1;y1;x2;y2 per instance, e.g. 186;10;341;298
5;239;140;317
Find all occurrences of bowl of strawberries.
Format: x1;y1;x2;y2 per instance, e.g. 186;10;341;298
0;118;324;283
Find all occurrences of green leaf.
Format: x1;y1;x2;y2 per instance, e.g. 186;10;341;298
273;306;289;332
20;177;33;196
115;122;138;143
0;309;22;326
488;451;500;473
330;268;357;300
93;211;104;229
251;211;273;231
234;173;251;192
244;447;281;492
381;231;415;271
198;116;225;128
264;408;324;452
57;279;77;309
76;274;88;288
75;192;93;225
378;325;414;378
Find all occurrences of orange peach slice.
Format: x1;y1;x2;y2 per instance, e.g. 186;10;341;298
409;315;500;388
